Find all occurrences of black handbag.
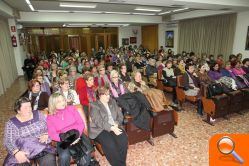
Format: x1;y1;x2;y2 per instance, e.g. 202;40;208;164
59;129;94;165
207;83;224;98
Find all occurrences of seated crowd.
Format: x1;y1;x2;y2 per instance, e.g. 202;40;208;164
4;45;249;166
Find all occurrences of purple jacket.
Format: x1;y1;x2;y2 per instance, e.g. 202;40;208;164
208;70;222;80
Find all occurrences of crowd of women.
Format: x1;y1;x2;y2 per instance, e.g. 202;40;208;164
4;45;249;165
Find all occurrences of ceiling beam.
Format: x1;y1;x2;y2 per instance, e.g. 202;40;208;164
18;12;163;24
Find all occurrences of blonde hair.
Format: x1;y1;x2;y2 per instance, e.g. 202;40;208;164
48;93;66;114
110;70;119;80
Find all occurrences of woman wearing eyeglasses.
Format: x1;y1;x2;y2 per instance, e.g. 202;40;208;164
89;86;128;166
109;70;128;98
94;65;111;87
24;79;49;112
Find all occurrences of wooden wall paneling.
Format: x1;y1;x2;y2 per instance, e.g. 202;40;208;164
111;34;118;48
80;35;87;53
38;35;45;52
64;35;69;51
104;34;108;50
142;25;158;52
86;35;91;56
53;35;60;52
68;35;80;51
60;35;64;51
98;35;104;50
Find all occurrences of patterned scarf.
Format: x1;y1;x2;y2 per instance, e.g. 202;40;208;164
28;91;41;110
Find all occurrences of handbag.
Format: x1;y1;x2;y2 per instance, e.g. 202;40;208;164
207;83;224;98
59;129;94;165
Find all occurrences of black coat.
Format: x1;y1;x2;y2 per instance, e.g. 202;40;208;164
116;91;152;130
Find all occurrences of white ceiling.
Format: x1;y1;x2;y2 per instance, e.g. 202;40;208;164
3;0;249;27
4;0;249;12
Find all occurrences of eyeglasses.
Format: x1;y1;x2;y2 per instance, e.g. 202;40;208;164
112;76;119;79
104;93;110;96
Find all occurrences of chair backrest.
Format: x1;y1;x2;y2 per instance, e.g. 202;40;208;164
157;69;163;80
176;75;184;87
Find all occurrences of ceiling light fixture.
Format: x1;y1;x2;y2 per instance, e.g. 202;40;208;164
132;12;156;16
38;10;70;13
135;7;162;12
25;0;35;11
60;2;97;8
68;23;92;26
158;11;171;15
172;8;189;12
105;11;131;15
73;11;103;14
108;24;129;26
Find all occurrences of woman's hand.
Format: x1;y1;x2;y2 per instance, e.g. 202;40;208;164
39;133;49;144
15;151;30;164
193;72;198;77
111;125;122;136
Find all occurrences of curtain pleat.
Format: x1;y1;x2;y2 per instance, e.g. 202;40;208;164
0;18;18;96
178;14;237;61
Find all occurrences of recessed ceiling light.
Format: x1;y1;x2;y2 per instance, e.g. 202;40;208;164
172;8;189;12
60;2;97;8
25;0;31;5
105;11;130;15
135;7;162;12
73;11;103;14
38;10;70;13
158;11;171;15
25;0;35;11
132;12;156;16
108;24;129;26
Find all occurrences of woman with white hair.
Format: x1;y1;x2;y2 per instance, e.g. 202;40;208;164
109;70;128;98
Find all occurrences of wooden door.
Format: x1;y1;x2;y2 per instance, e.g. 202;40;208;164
142;25;158;52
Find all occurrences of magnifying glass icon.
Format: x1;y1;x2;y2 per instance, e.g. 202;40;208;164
217;136;244;164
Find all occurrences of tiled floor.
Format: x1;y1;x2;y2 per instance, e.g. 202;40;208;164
1;77;249;166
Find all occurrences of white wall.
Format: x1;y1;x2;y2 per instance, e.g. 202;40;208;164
0;1;14;17
118;26;141;48
8;19;26;75
233;11;249;59
158;23;178;54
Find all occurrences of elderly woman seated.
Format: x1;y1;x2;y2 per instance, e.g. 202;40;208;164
109;70;128;98
3;97;56;165
24;79;49;112
89;86;128;166
183;63;203;116
57;77;80;105
127;71;149;93
145;58;158;87
94;65;111;87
